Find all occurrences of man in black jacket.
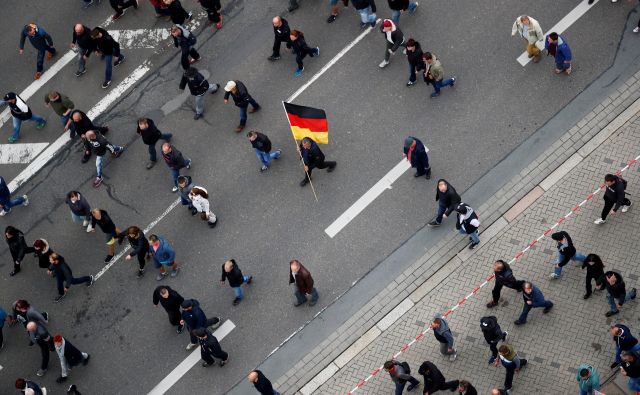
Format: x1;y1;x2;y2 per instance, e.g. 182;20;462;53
84;130;124;187
594;174;631;224
428;179;461;226
179;67;219;120
487;260;523;308
198;0;223;29
71;24;95;77
5;226;34;276
48;253;94;302
379;19;404;68
153;286;185;333
162;143;192;192
137;118;172;169
193;328;229;367
1;92;46;143
298;137;336;187
600;271;637;317
119;226;149;277
69;110;109;163
418;360;459;393
455;203;480;249
269;16;292;61
405;39;424;86
26;321;54;377
53;334;90;383
171;25;199;70
224;80;261;132
19;23;57;79
90;27;125;88
480;316;508;364
549;231;586;279
247;131;282;172
248;370;280;395
90;208;121;263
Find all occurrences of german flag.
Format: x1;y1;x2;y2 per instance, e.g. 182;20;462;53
283;102;329;144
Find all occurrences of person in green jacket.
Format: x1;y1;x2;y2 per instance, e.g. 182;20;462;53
422;52;456;98
577;363;600;395
44;91;74;130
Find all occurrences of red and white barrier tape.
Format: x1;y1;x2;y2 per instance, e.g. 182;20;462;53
345;155;640;394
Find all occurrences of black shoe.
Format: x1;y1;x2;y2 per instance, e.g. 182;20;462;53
137;269;145;278
219;359;228;367
299;177;309;187
513;320;525;326
194;113;202;120
543;304;553;314
288;3;299;12
9;269;20;277
605;310;619;317
427;220;441;227
232;297;241;306
102;80;112;89
42;312;49;321
268;55;281;61
327;14;337;23
191;208;198;216
588;0;594;3
54;294;66;303
87;275;95;287
113;56;125;67
83;354;91;365
327;164;336;172
81;151;91;163
104;255;114;263
407;382;419;391
67;384;78;393
583;293;591;300
177;324;184;334
75;69;87;77
414;172;425;178
57;376;68;383
208;220;217;228
468;241;480;250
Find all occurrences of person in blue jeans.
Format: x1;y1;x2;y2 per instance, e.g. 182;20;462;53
423;52;456;98
19;23;56;80
90;27;125;89
545;32;572;75
621;351;640;392
220;259;253;306
428;179;461;226
136;118;172;169
247;131;282;172
514;281;553;325
0;176;29;216
177;176;196;213
600;271;637;317
383;360;420;395
549;231;586;279
1;92;46;143
223;80;260;133
351;0;378;28
388;0;418;26
161;143;191;192
610;324;640;367
455;203;481;250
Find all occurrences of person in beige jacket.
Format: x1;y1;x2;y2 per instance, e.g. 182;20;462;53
511;15;544;62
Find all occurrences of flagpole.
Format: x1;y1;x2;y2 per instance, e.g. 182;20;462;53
282;101;319;202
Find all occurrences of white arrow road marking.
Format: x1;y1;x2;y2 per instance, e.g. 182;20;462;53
147;320;236;395
517;0;597;66
108;28;172;49
0;143;49;164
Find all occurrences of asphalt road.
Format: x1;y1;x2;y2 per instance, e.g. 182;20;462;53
0;0;638;394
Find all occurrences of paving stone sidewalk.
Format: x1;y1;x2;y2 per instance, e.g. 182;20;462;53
314;108;640;393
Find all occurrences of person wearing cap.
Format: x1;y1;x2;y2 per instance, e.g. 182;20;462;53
289;259;319;306
84;130;125;188
5;226;34;276
298;137;337;187
68;110;109;163
90;208;121;263
19;23;57;80
162;143;192;192
180;299;221;350
0;176;28;217
430;314;457;361
428;179;461;227
178;67;220;120
351;0;378;28
1;92;46;143
379;19;404;69
15;378;45;395
118;225;150;278
403;136;430;179
388;0;418;26
268;16;292;61
513;281;553;325
455;203;481;249
148;234;181;281
44;91;74;129
153;285;185;333
65;191;93;232
223;80;261;133
136;118;173;169
248;370;280;395
189;186;218;228
192;328;229;367
549;230;587;280
33;239;55;271
48;253;94;303
53;334;90;383
220;259;253;305
423;52;456;98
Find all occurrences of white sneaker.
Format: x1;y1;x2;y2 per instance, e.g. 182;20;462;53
82;219;90;227
634;27;640;33
86;224;93;233
22;195;29;206
611;0;618;2
172;186;179;193
594;218;606;225
186;342;197;350
379;60;390;68
449;352;457;362
621;202;632;213
549;273;560;279
0;210;8;216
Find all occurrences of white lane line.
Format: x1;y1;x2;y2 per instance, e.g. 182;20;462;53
517;0;597;66
108;29;172;49
324;160;411;238
0;143;49;164
147;320;236;395
8;63;151;193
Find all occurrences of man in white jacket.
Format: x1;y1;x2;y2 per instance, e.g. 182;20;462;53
511;15;544;63
188;186;218;228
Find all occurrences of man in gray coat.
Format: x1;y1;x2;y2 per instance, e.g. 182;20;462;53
383;360;420;394
430;314;457;361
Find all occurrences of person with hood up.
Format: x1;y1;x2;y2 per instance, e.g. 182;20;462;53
189;186;218;228
19;23;57;80
487;259;524;308
290;30;320;77
180;299;221;350
5;226;35;276
171;25;199;70
65;191;92;232
152;286;185;333
0;176;29;216
495;344;527;393
599;271;637;317
148;234;180;281
48;253;94;303
177;176;196;214
405;39;424;87
544;32;572;75
511;15;544;63
379;19;404;68
576;363;600;395
480;316;508;364
430;314;457;361
192;328;229;367
423;52;456;98
178;67;220;120
417;360;459;393
455;203;481;249
351;0;378;29
383;360;420;394
387;0;419;26
84;130;125;188
513;281;553;325
594;174;631;224
1;92;46;143
164;0;192;25
549;230;586;279
223;80;261;133
220;259;253;305
428;179;461;227
403;136;430;179
33;239;55;271
582;253;605;300
119;226;150;278
52;334;90;383
136;118;173;169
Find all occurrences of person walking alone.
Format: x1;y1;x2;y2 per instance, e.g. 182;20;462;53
513;281;553;325
247;131;282;172
192;328;229;367
26;321;54;377
5;226;34;277
290;30;319;77
223;80;261;133
53;334;90;383
148;234;181;281
188;186;218;228
19;23;56;80
119;226;150;278
171;25;199;70
136;118;172;169
1;92;46;143
153;286;185;333
495;344;527;393
599;271;637;317
379;19;404;68
48;253;94;302
268;16;292;61
545;32;572;75
480;315;508;364
84;130;125;188
220;259;253;305
511;15;544;63
298;137;337;187
403;136;430;178
162;143;192;192
65;191;93;232
576;363;600;395
404;39;424;87
486;260;524;308
90;208;121;263
428;179;461;227
289;259;319;306
430;314;457;361
594;174;631;224
423;52;456;98
91;27;125;89
383;360;420;394
548;230;586;279
178;67;220;120
248;370;280;395
455;203;481;249
582;253;605;300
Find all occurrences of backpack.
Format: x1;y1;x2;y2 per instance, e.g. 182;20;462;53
399;361;411;374
620;177;628;190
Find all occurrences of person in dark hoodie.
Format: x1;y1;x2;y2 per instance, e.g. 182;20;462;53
90;27;125;89
428;179;461;227
180;299;221;350
544;32;572;75
0;176;29;215
599;271;636;317
480;316;508;364
620;351;640;392
289;30;320;77
153;286;185;333
403;136;430;179
109;0;139;21
68;110;109;163
5;226;34;276
387;0;418;25
268;16;292;61
33;239;55;271
177;176;196;214
136;118;172;169
223;80;261;133
582;253;605;300
48;253;94;303
65;191;92;232
405;39;424;87
85;130;125;188
161;143;192;192
549;230;586;279
610;323;640;368
418;360;459;393
171;25;199;71
165;0;192;25
455;203;481;249
458;380;478;395
298;137;337;187
248;370;280;395
513;281;553;325
178;67;220;120
487;260;524;308
247;131;282;172
198;0;223;30
71;24;95;77
119;226;150;278
1;92;46;143
379;19;404;68
351;0;378;28
383;360;420;394
594;174;631;224
221;259;253;306
430;314;457;361
19;23;56;80
90;208;121;263
192;328;229;367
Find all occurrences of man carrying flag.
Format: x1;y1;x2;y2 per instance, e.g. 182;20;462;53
298;137;336;187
